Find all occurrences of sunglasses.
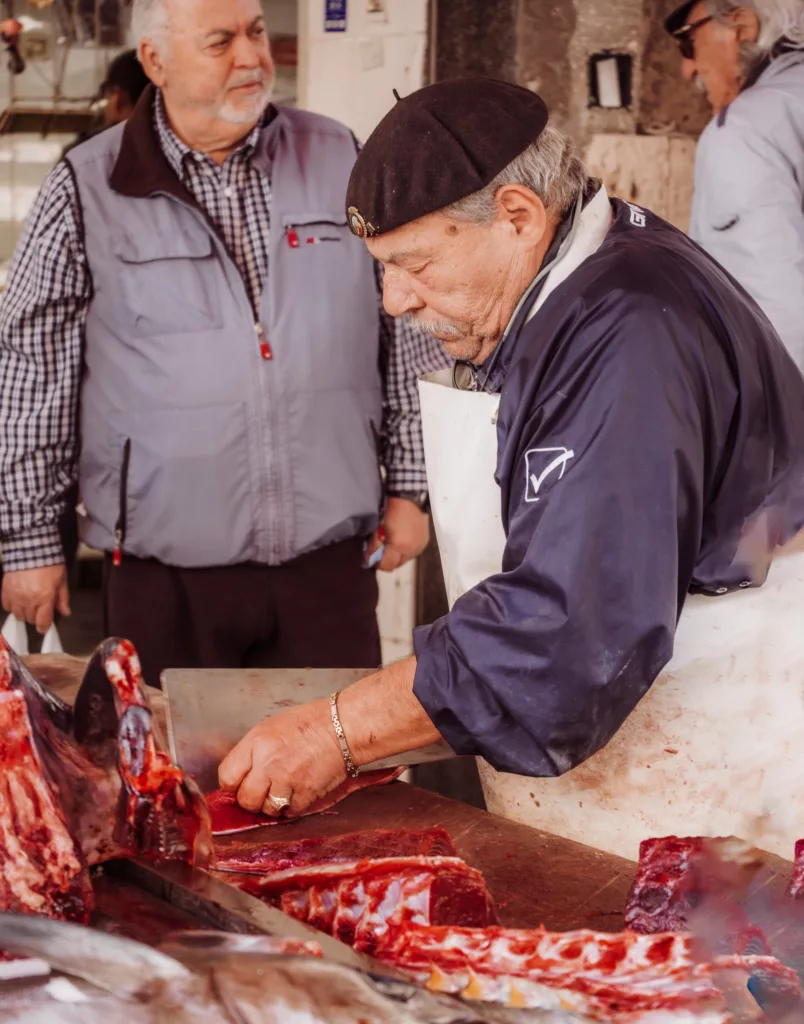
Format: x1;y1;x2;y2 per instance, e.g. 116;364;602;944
673;15;713;59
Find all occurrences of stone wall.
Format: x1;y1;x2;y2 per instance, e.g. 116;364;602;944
430;0;713;226
435;0;519;82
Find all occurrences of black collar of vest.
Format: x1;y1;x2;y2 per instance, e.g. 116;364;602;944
109;83;280;202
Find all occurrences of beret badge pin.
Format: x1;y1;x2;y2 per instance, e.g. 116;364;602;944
348;206;377;239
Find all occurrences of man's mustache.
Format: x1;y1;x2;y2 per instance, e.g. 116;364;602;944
228;70;269;91
406;313;464;339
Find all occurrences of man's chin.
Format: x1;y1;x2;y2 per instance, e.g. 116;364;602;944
440;336;483;362
220;86;273;126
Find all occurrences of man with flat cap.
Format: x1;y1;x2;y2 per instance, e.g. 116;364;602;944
220;79;804;855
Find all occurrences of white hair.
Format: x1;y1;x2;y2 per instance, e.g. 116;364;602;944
131;0;171;52
707;0;804;70
444;125;592;223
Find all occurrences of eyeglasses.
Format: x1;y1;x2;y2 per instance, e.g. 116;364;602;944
673;15;713;60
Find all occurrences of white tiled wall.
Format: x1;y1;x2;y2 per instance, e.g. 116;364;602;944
298;0;428;142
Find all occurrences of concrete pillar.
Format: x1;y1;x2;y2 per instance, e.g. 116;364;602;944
298;0;428;141
434;0;518;84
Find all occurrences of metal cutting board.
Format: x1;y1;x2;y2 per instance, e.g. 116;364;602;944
164;667;455;793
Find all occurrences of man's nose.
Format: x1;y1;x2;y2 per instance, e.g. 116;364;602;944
382;274;422;319
233;35;264;68
681;57;697;81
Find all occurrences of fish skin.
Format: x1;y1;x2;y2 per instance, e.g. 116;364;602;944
0;913;587;1023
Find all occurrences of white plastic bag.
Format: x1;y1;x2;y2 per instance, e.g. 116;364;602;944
1;613;28;654
1;614;62;655
40;622;63;654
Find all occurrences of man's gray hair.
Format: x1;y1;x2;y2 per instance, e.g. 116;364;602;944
131;0;171;51
706;0;804;70
444;125;592;224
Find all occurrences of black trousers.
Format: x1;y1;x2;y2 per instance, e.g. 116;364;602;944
104;539;382;688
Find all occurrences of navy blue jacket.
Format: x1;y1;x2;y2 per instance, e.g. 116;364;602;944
413;197;804;778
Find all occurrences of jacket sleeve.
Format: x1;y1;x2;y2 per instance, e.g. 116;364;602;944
690;111;804;368
412;303;709;777
0;162;90;571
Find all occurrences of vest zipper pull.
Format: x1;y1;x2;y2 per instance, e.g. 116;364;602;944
113;528;123;567
256;322;272;361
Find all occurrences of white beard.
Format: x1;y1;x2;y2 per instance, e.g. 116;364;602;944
218;79;274;125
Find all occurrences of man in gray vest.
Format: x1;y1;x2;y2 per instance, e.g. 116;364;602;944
665;0;804;367
0;0;447;684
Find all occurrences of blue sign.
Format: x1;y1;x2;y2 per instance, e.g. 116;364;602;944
325;0;348;32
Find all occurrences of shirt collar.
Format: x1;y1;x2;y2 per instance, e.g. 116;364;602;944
476;179;604;394
152;89;265;179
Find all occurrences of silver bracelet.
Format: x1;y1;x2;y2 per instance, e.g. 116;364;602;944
329;691;360;779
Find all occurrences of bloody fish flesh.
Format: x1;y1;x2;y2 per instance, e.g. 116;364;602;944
372;923;801;1021
206;770;405;835
215;827;458;873
624;836;772;956
226;855;499;954
0;637;212;923
0;683;93;923
787;839;804;898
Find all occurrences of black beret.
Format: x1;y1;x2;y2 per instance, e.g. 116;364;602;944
664;0;698;36
345;78;549;238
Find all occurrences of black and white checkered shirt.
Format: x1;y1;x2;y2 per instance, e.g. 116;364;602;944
0;93;449;571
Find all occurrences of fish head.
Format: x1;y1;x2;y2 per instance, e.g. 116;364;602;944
73;639;213;869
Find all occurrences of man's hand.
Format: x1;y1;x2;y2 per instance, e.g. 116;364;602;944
218;698;347;818
219;658;443;819
1;565;70;634
376;496;430;573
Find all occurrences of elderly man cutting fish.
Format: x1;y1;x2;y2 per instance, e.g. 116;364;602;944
220;80;804;858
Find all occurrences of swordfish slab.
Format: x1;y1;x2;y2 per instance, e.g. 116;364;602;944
214;827;458;873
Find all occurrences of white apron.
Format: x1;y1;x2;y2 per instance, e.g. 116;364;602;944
418;191;804;862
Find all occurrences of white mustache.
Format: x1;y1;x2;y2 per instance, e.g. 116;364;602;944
228;71;267;91
407;314;464;339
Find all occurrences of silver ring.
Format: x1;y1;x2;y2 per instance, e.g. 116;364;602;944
267;793;291;813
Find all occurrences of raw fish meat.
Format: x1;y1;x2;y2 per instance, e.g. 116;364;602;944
0;637;212;923
787;839;804;898
372;923;800;1021
207;768;404;835
0;683;92;923
229;855;498;954
624;836;772;954
215;827;457;873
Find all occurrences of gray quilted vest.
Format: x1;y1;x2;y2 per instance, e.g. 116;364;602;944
66;92;382;568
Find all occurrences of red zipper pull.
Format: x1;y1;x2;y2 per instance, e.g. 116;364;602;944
113;528;123;567
256;322;272;361
287;228;300;249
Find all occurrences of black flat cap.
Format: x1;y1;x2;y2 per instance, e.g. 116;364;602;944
664;0;698;35
346;78;549;238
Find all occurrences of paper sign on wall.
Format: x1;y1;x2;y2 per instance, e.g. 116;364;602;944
325;0;348;32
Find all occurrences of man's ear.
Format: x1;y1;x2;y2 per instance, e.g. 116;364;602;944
731;6;760;43
495;183;548;242
139;40;166;88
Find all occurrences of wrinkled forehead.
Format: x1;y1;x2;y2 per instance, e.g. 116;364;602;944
366;211;468;265
165;0;265;33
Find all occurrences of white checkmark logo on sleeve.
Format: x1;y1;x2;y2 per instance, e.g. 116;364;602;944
525;448;575;502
